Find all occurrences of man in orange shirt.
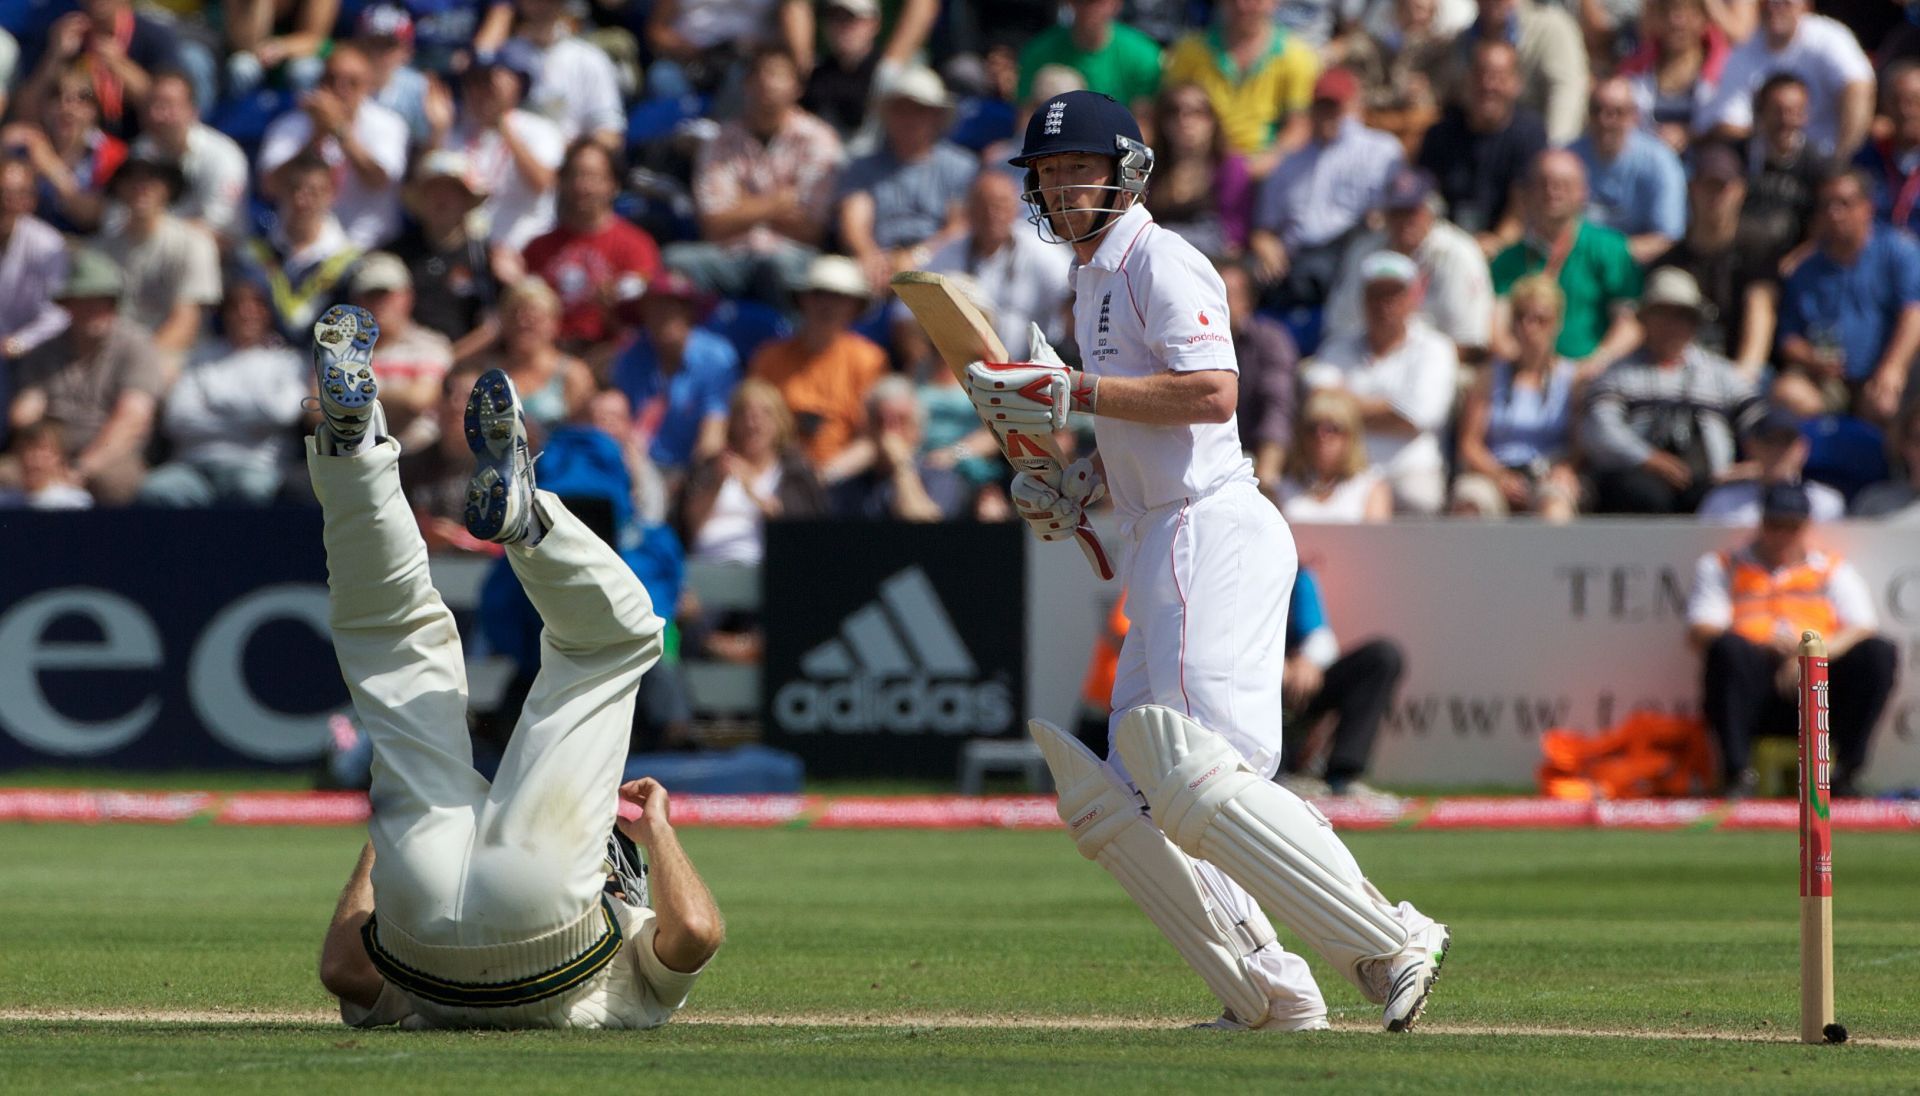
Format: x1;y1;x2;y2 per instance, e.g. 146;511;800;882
748;254;887;467
1685;483;1897;798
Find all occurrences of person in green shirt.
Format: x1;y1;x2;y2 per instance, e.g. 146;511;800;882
1016;0;1163;109
1490;149;1644;374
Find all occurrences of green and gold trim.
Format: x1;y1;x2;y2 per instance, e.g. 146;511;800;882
360;897;624;1009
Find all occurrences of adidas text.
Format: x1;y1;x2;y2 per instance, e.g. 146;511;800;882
774;675;1013;735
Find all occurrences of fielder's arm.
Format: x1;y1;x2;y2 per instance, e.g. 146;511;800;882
619;778;725;974
317;842;385;1010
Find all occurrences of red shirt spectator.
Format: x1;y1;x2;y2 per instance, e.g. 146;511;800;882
521;139;664;348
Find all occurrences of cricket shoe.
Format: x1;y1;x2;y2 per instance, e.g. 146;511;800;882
311;305;382;448
1369;920;1450;1032
463;368;537;544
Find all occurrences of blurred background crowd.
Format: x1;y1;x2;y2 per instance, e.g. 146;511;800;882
2;0;1919;540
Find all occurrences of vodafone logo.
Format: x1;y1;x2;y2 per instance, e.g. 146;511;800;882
1197;310;1210;326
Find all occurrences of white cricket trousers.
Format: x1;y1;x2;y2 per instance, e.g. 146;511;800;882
1106;477;1330;1021
310;439;664;958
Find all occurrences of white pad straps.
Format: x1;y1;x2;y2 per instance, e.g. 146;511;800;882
1114;705;1408;996
1030;719;1276;1025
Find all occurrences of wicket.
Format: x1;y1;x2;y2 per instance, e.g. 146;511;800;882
1797;630;1836;1045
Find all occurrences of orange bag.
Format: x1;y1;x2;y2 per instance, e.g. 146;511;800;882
1537;711;1715;799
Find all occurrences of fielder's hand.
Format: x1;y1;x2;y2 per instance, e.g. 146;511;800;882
1010;457;1104;542
617;777;671;845
964;360;1098;431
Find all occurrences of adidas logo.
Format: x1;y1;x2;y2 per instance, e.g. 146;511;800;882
773;567;1014;735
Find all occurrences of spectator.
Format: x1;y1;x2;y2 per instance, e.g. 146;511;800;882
609;270;739;475
1275;564;1406;802
130;70;248;242
257;44;409;249
1273;387;1393;522
223;0;335;100
1736;74;1826;275
14;0;182;141
802;0;887;141
398;362;491;552
1221;259;1299;497
1617;0;1729;156
836;65;976;295
1697;406;1846;523
136;277;305;507
904;274;1005;493
0;158;71;384
668;47;841;308
1341;0;1458;151
522;139;666;352
1326;166;1494;363
1570;77;1689;266
1303;250;1457;514
1701;0;1874;158
1490;150;1642;374
1852;403;1920;521
1163;0;1321;175
1416;39;1547;251
94;156;219;377
1141;83;1256;262
1773;168;1920;425
826;374;968;520
513;0;625;149
471;277;595;433
1015;0;1162;109
1453;273;1581;520
1581;267;1760;514
1853;65;1920;235
392;151;498;362
428;41;564;252
1686;482;1896;798
356;3;431;145
920;171;1072;359
238;154;362;339
5;65;124;234
1652;143;1776;381
681;377;828;566
350;253;454;443
0;419;91;509
750;254;887;467
1249;67;1403;311
1451;0;1590;145
5;249;161;506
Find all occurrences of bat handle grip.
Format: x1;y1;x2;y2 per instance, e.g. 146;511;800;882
1073;518;1114;581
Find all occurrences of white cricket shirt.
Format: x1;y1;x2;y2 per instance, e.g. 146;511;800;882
1069;203;1254;518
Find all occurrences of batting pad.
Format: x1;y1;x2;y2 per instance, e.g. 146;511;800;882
1114;706;1407;995
1030;719;1277;1024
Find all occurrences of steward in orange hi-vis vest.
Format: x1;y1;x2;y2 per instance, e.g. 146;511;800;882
1720;547;1842;646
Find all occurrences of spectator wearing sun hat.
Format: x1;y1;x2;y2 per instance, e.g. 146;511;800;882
610;270;741;474
750;254;888;468
93;155;220;373
1304;249;1459;515
835;65;977;296
392;151;500;359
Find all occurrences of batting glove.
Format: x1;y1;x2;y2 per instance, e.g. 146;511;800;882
1010;458;1105;542
964;360;1098;432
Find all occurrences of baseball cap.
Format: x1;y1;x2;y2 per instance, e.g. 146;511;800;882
350;252;412;296
1360;249;1420;286
1380;166;1436;212
471;39;540;91
356;2;414;43
55;248;123;301
1761;482;1812;523
879;65;950;110
1744;406;1804;445
642;269;713;308
795;254;872;300
1312;67;1360;105
1640;266;1708;319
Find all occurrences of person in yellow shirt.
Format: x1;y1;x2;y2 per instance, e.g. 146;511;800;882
1163;0;1320;176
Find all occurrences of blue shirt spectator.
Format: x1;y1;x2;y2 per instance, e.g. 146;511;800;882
1569;78;1688;264
610;325;740;473
1778;220;1920;386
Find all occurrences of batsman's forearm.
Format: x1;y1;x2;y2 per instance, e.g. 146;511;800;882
1092;370;1237;425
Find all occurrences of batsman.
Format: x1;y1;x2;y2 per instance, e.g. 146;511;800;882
976;91;1450;1032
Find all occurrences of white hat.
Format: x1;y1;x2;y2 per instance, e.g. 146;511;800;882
880;65;950;110
825;0;879;16
407;149;488;208
1359;249;1419;286
797;254;872;300
350;252;412;295
1640;266;1707;318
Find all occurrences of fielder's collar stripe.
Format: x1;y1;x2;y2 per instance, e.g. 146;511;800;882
359;896;624;1008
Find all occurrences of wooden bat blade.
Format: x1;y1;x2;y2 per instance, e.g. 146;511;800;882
891;270;1009;382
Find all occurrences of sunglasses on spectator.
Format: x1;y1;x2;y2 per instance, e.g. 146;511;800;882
1309;420;1350;437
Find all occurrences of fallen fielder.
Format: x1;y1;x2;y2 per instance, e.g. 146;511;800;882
972;91;1449;1031
305;305;723;1029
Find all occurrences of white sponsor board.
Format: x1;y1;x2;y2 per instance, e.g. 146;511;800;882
1026;519;1920;790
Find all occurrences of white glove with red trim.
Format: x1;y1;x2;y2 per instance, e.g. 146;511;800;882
964;360;1098;431
1010;458;1105;542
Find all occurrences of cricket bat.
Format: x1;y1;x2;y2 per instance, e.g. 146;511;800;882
891;270;1113;580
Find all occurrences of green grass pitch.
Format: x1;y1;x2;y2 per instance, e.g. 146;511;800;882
3;823;1917;1093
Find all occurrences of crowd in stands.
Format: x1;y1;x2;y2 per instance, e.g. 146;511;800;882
2;0;1919;541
